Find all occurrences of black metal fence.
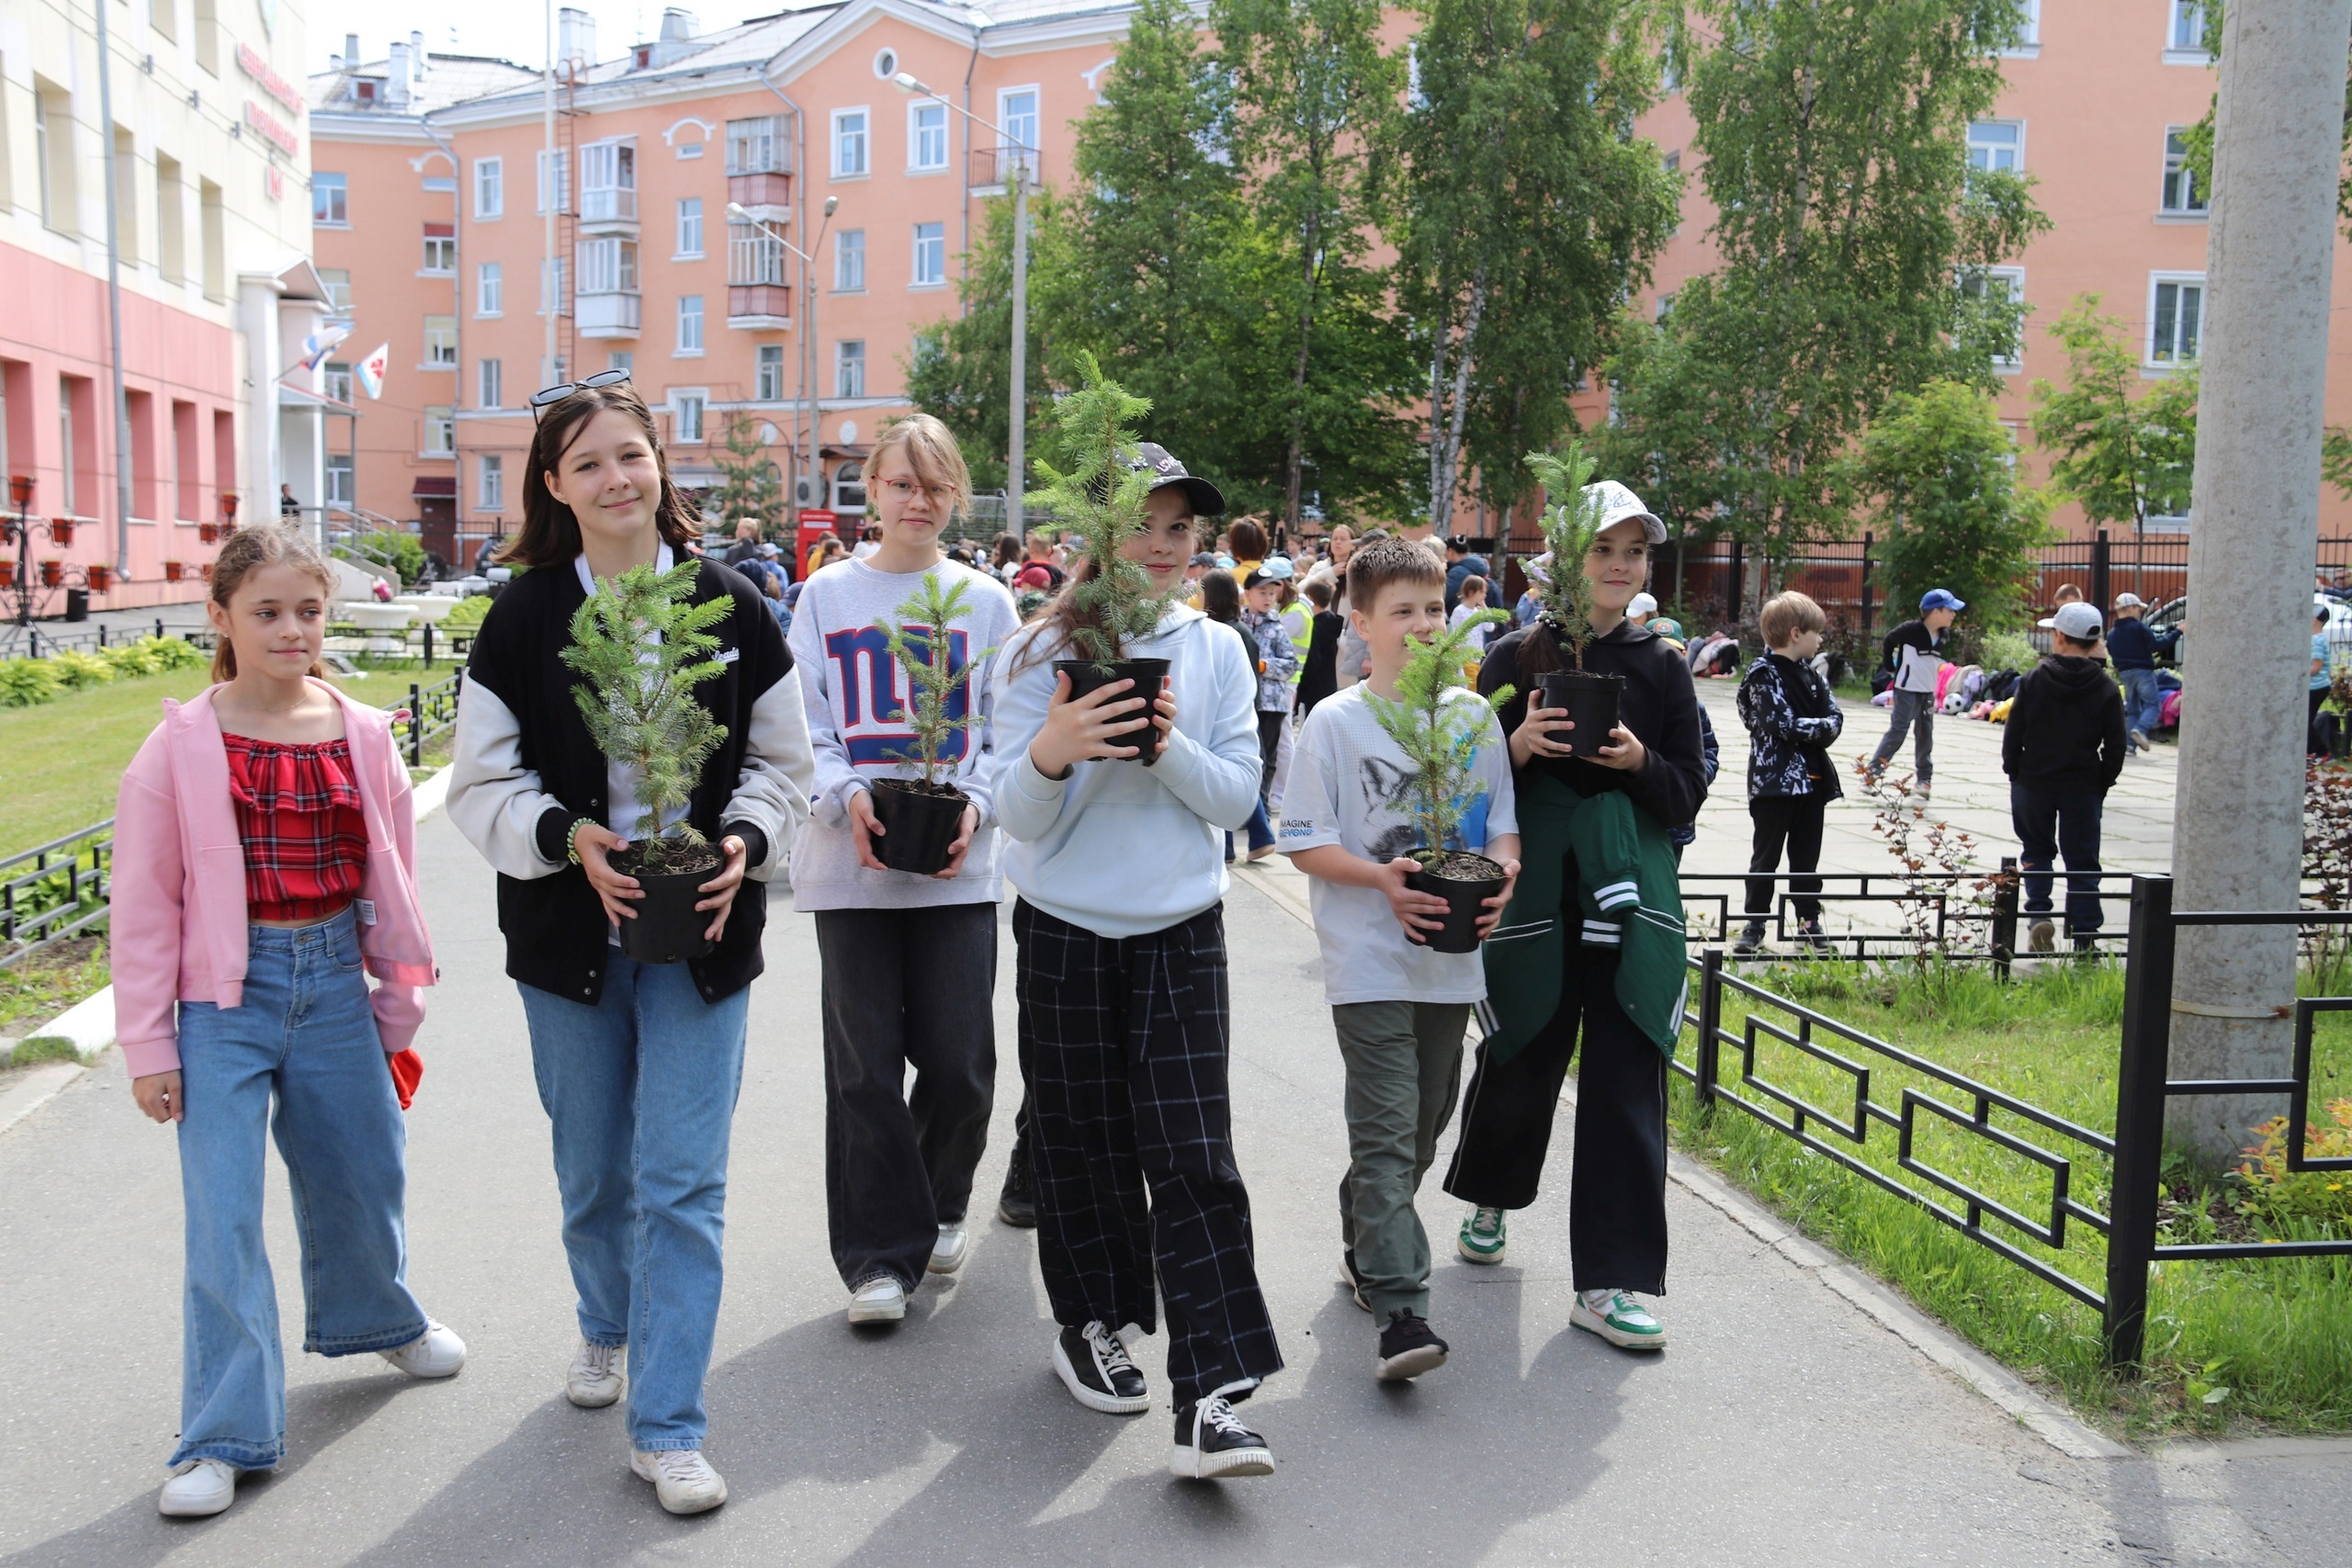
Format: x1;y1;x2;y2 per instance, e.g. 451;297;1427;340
0;620;205;661
401;671;465;767
1681;863;2136;967
0;820;115;968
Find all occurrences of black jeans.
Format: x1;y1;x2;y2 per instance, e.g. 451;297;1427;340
814;903;999;1292
1746;794;1827;922
1443;943;1669;1296
2008;781;2106;936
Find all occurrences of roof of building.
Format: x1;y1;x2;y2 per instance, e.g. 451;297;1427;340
309;52;543;117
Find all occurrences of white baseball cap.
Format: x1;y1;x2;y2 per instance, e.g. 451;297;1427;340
2113;592;2144;609
1581;479;1667;544
2038;602;2105;640
1628;592;1658;616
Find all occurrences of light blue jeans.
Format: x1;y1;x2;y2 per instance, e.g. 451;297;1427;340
2119;667;2161;740
519;957;749;1451
172;908;427;1471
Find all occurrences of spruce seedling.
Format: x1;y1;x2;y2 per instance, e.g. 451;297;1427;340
876;573;996;790
1023;351;1168;668
1363;609;1515;869
561;558;731;867
1522;442;1611;671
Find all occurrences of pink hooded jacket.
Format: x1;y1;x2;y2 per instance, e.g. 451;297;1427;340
111;681;437;1079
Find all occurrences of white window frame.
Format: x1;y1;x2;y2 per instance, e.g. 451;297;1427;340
474;156;503;219
909;99;950;174
422;232;457;275
577;237;639;295
1958;265;2027;372
671;389;707;445
477;261;502;317
676;197;703;259
911;221;946;288
2160;128;2209;218
424;405;455;457
1966;120;2023;177
832;107;870;179
1999;0;2041;58
2165;2;2211;63
537;149;571;214
579;139;636;222
677;294;705;356
319;267;354;315
541;256;567;317
835;228;866;293
832;459;867;514
312;172;348;226
997;86;1041;186
323;361;354;404
325;453;354;507
423;315;458;367
756;344;785;402
725;115;783;175
2146;272;2206;368
479;357;503;408
478;453;504;512
607;351;634;375
728;220;787;287
836;339;866;400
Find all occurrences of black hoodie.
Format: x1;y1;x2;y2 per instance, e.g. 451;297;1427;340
1477;617;1709;830
2002;654;2128;792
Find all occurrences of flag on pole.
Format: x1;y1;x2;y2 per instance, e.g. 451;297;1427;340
355;342;390;400
296;321;351;372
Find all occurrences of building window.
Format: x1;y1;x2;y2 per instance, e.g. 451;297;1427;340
478;261;502;316
836;339;865;399
677;197;703;257
478;454;503;512
422;228;457;273
728;221;786;286
35;79;78;236
425;405;455;457
833;108;869;178
323;361;354;403
726;115;784;175
326;454;354;507
1958;267;2026;369
1966;121;2021;177
578;238;639;294
678;295;704;355
580;141;636;222
2162;130;2208;214
999;87;1039;182
542;257;567;316
608;351;633;375
2000;0;2041;54
319;267;354;314
537;149;570;213
424;316;458;367
911;222;945;287
2168;2;2208;55
2150;276;2204;365
673;391;707;443
833;459;866;513
474;156;503;219
479;357;503;408
836;229;865;292
756;344;785;402
910;101;949;172
312;171;348;225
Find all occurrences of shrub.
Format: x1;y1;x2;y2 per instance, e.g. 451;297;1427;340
0;660;59;708
443;593;494;631
1978;629;2038;675
49;650;115;691
2234;1100;2352;1236
361;529;428;588
106;634;206;676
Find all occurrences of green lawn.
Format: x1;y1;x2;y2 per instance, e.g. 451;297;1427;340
1673;958;2352;1438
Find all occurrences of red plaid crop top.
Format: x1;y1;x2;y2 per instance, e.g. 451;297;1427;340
222;734;368;923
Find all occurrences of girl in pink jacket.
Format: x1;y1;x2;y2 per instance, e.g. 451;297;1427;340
112;525;462;1521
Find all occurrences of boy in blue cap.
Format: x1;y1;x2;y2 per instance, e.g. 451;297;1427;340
1867;589;1962;798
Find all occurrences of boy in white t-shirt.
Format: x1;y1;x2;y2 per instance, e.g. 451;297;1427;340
1280;537;1520;1384
1445;574;1497;654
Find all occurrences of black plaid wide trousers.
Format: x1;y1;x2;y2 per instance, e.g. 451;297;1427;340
1012;897;1283;1408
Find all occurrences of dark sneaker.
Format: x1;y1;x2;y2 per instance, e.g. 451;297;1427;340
1170;1396;1273;1480
1733;922;1767;955
1797;919;1835;956
1375;1310;1449;1382
997;1142;1037;1229
1340;1249;1371;1313
1052;1321;1148;1415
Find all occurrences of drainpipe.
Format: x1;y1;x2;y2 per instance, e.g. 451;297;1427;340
96;0;135;574
760;72;812;521
422;117;462;541
959;17;984;319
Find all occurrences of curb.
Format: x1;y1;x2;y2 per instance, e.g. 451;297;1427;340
0;763;454;1140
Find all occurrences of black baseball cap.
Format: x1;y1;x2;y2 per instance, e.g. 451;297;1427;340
1122;443;1227;518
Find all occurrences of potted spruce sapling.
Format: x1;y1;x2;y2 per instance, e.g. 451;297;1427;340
562;558;733;963
1364;610;1517;953
869;573;994;874
1523;443;1623;758
1026;352;1175;765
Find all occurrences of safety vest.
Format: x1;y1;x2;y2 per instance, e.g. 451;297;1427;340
1282;600;1312;687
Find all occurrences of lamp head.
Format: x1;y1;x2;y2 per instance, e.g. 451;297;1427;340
890;71;930;96
726;201;749;219
822;195;839;219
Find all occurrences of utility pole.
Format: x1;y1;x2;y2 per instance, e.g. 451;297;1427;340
543;1;557;389
96;0;134;574
2167;0;2352;1160
1008;160;1029;541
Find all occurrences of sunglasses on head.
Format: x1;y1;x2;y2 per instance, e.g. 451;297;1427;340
528;368;632;419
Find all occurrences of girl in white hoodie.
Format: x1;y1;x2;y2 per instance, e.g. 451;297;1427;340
981;443;1284;1482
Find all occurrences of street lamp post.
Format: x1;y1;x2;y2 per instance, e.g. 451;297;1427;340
727;197;835;529
890;72;1035;539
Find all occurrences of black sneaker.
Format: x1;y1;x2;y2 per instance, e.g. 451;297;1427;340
1375;1309;1450;1382
996;1142;1037;1229
1170;1395;1273;1479
1340;1249;1371;1313
1051;1321;1148;1415
1733;922;1767;955
1797;919;1835;956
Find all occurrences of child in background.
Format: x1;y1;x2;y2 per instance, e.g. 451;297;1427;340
114;525;461;1520
1240;567;1301;861
1868;589;1962;796
1297;577;1344;717
2004;601;2127;951
1735;592;1843;956
1447;575;1498;655
1282;537;1520;1382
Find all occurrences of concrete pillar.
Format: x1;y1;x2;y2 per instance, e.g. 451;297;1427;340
2167;0;2352;1160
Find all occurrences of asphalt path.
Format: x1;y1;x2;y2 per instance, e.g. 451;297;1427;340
3;812;2345;1565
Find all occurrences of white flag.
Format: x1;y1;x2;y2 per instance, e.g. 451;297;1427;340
297;321;351;372
355;342;390;400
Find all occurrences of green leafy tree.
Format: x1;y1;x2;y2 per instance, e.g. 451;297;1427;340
1023;352;1167;665
1848;378;2055;638
710;412;784;536
876;573;995;790
1522;442;1612;667
1363;610;1514;862
561;560;730;858
1403;0;1681;525
1595;0;2048;556
2029;294;2199;530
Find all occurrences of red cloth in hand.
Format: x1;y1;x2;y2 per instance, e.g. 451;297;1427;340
388;1048;424;1110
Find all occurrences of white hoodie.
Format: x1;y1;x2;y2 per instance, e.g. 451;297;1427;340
981;604;1263;938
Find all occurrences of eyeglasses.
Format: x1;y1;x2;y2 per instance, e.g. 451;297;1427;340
528;368;631;418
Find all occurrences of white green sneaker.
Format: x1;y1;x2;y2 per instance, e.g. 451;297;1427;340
1571;1288;1666;1349
1456;1206;1507;1265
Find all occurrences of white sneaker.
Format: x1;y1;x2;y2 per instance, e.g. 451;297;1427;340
929;1222;969;1275
630;1448;728;1515
379;1319;467;1379
567;1338;626;1408
848;1276;907;1324
158;1457;239;1517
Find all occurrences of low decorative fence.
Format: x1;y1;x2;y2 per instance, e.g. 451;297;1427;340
0;620;205;661
1681;863;2136;968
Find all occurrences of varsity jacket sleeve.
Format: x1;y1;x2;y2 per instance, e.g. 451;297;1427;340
786;575;863;829
447;666;570;881
1568;788;1645;919
719;599;814;881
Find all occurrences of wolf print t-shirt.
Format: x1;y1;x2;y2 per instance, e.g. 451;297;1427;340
1280;682;1518;1006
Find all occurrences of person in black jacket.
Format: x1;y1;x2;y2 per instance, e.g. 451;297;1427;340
1296;575;1342;716
2105;593;2160;752
447;380;814;1516
1735;592;1843;956
1444;479;1707;1350
2001;601;2126;953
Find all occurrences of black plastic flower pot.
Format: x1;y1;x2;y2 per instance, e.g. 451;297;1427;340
1404;852;1510;954
611;848;720;964
1056;658;1172;767
1540;670;1626;760
870;778;970;874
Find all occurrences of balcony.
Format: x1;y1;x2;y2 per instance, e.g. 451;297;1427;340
967;143;1041;194
576;290;642;339
579;186;639;236
727;171;791;220
727;284;792;331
